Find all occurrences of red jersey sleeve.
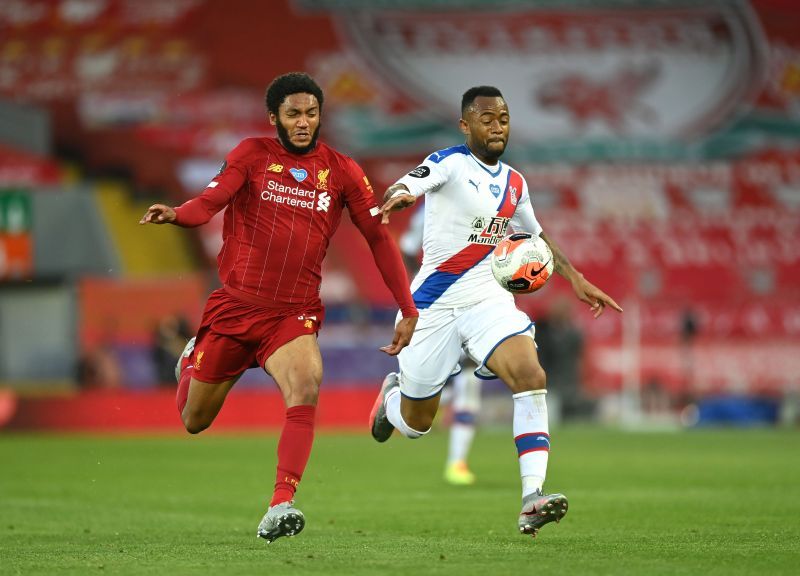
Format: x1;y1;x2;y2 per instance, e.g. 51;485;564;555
343;158;418;318
172;139;253;227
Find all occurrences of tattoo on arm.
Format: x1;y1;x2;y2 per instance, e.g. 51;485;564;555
540;231;574;277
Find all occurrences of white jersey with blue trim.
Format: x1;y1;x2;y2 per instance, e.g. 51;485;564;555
395;144;543;310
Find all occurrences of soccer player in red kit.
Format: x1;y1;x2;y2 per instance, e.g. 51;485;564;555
139;72;418;543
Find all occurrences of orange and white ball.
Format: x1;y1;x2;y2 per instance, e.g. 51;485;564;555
490;233;554;294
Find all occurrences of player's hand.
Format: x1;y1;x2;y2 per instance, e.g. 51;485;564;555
379;192;416;224
139;204;176;225
380;316;417;356
571;276;623;318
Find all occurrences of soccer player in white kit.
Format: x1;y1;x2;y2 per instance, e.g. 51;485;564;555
370;86;622;537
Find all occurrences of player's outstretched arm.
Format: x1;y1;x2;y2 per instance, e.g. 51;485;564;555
539;231;623;318
379;184;416;224
139;204;176;225
380;316;418;356
349;193;419;352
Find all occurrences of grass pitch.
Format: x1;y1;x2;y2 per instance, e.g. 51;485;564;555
1;427;799;575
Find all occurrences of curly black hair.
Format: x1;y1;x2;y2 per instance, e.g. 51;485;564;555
461;86;504;116
265;72;324;115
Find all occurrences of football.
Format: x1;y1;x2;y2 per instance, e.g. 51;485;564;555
490;233;554;294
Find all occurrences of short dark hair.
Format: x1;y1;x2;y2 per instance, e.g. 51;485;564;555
461;86;504;116
265;72;324;115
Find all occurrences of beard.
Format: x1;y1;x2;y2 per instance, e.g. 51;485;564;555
467;137;506;164
480;139;506;162
481;146;504;162
276;119;321;155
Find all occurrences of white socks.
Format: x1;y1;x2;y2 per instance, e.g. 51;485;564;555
513;389;550;497
385;386;428;439
447;422;476;464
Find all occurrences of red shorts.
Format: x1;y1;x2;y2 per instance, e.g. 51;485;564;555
189;288;325;383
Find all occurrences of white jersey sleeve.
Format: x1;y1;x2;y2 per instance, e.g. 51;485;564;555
395;152;453;197
509;177;543;237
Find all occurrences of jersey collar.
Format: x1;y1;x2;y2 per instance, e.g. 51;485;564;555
466;146;503;177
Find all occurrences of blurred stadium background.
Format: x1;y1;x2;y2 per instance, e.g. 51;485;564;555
0;0;798;432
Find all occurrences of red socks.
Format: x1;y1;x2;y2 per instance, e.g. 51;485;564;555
270;405;316;507
175;366;316;507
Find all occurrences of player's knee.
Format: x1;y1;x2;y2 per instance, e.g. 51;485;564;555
183;420;208;435
182;410;211;435
284;379;320;406
290;389;319;406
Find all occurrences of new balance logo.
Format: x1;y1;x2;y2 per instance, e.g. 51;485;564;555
316;192;330;212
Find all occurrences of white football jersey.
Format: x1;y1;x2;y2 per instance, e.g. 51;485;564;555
395;144;543;310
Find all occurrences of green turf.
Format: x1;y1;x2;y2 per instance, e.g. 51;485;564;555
1;427;799;575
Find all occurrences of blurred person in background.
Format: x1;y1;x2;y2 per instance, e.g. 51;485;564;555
534;297;588;421
400;201;482;486
77;345;123;390
679;307;700;409
77;321;123;390
371;86;621;538
442;368;482;485
140;72;418;543
152;315;193;386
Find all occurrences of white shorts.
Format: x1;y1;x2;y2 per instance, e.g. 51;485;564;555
396;296;535;400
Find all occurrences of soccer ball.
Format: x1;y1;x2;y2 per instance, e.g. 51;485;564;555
490;233;554;294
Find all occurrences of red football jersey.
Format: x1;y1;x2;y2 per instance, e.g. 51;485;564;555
174;137;416;316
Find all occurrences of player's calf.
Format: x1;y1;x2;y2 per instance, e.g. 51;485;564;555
400;404;436;432
180;377;236;434
372;373;437;441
